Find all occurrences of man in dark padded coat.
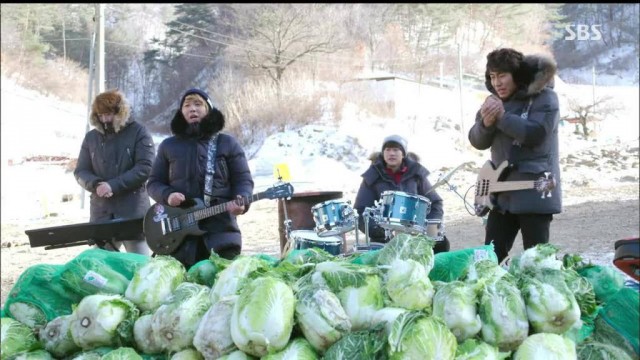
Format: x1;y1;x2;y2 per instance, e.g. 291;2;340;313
74;89;155;255
147;88;254;268
468;48;562;263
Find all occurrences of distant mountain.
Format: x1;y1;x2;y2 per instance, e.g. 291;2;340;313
555;44;639;86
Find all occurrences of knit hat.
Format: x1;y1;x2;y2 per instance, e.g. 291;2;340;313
382;135;408;156
181;88;214;111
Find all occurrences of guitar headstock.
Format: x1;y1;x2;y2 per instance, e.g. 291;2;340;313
263;182;294;200
535;172;556;199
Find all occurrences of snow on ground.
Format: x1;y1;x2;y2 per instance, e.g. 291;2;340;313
1;70;638;223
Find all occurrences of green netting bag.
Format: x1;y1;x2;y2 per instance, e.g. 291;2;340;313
3;264;83;328
429;244;498;282
252;253;280;267
73;248;150;279
350;249;382;266
564;315;596;345
576;264;626;304
59;248;150;298
576;341;635;360
591;287;639;358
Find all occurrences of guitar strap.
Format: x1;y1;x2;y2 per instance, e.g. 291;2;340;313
508;97;534;169
204;133;219;207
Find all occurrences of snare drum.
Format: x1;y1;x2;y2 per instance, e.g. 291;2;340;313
311;199;356;237
291;230;343;256
378;191;431;234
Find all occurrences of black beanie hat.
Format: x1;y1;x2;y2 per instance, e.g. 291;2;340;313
181;88;213;111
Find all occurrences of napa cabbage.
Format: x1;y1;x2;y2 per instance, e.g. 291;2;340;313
39;314;81;358
387;311;457;360
1;317;42;359
193;295;238;359
151;282;211;353
309;261;383;331
513;333;576;360
377;233;435;273
432;280;482;342
261;338;319;359
69;294;139;350
124;256;186;312
384;259;434;311
294;284;351;353
478;279;529;351
230;276;296;357
519;268;581;334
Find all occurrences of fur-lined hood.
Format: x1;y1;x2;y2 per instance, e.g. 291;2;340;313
170;105;225;138
485;54;557;99
369;151;421;163
89;89;132;134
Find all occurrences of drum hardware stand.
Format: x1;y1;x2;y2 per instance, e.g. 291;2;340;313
360;207;374;251
350;209;361;254
274;169;295;255
441;177;479;218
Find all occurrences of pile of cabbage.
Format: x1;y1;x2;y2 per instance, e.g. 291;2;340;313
1;235;637;360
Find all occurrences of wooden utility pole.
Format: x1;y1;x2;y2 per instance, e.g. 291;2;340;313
81;3;105;210
95;3;105;95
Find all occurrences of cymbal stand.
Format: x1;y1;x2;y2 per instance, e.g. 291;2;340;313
274;169;295;253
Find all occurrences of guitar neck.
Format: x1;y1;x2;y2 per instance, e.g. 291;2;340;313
193;193;262;221
490;180;535;192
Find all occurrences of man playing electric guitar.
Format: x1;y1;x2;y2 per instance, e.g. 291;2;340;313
468;48;562;264
147;88;254;268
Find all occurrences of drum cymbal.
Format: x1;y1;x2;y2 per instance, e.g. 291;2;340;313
427;162;472;193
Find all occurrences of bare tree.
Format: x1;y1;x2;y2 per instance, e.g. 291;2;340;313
227;4;346;101
564;95;623;138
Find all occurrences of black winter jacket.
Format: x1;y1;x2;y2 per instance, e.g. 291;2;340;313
74;109;154;228
468;54;562;214
146;111;254;252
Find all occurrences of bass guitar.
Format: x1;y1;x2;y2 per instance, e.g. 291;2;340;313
474;160;555;217
144;182;294;255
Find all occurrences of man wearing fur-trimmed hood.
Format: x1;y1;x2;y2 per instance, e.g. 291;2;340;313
74;89;155;255
468;48;562;264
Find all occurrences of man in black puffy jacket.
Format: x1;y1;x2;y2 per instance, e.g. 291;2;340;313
147;88;254;267
468;48;562;263
74;89;155;255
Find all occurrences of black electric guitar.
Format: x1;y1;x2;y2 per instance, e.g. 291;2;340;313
474;160;556;217
144;182;294;255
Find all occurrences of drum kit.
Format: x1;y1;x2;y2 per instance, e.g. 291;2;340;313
278;161;474;257
283;192;446;257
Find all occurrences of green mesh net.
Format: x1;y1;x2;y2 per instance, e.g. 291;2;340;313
3;264;81;326
590;287;639;358
429;244;498;282
3;248;149;326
